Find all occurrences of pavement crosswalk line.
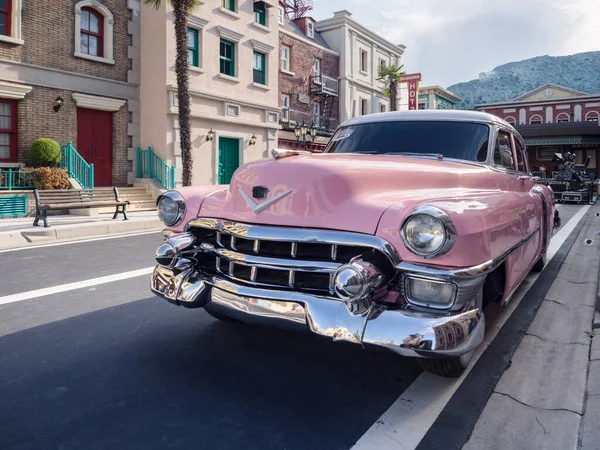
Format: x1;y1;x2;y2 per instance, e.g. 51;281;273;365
0;267;155;306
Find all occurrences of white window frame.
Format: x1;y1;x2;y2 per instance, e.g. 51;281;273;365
74;0;115;65
585;111;599;122
0;0;23;45
360;49;368;73
361;98;368;116
281;94;290;122
278;6;284;25
307;21;314;39
380;103;387;113
505;116;516;125
529;114;543;124
280;46;290;72
556;112;570;123
313;58;321;77
313;102;320;126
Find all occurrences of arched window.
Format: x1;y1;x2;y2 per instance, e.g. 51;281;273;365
505;116;516;125
556;112;570;123
585;111;599;122
529;114;543;125
80;7;103;57
74;1;114;64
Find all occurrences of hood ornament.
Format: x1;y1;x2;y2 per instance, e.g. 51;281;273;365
271;148;313;160
239;187;292;215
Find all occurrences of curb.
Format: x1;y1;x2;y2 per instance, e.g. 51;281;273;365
0;218;163;250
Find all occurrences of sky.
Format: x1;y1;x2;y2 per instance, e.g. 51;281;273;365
310;0;600;88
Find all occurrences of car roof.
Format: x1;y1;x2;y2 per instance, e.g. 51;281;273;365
341;110;514;128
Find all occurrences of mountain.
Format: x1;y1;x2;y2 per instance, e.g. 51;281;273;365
447;51;600;110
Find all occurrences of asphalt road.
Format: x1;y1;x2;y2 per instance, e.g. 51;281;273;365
0;203;585;450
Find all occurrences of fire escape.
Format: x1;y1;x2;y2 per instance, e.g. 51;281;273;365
309;74;339;133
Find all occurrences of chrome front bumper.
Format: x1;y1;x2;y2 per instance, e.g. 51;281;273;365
151;265;485;358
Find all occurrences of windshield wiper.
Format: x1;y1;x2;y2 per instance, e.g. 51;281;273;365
385;152;444;160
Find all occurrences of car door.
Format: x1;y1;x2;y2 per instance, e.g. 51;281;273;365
492;129;529;297
512;133;543;273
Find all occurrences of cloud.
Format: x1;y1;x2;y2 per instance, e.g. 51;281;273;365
310;0;599;87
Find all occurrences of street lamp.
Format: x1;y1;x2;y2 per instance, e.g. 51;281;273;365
295;120;318;151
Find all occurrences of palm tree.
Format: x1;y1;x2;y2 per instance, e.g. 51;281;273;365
378;64;406;111
144;0;202;187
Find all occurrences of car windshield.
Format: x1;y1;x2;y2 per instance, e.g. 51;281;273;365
324;121;490;162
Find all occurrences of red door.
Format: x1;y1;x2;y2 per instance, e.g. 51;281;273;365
77;108;113;187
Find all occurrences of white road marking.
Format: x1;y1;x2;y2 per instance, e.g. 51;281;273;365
0;230;161;254
351;205;591;450
0;267;155;306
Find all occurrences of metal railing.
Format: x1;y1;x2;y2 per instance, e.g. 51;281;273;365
281;108;339;132
60;141;94;189
137;146;175;190
0;168;37;190
311;75;339;96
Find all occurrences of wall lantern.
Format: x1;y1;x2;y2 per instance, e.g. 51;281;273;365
249;134;257;146
53;96;64;112
206;128;215;142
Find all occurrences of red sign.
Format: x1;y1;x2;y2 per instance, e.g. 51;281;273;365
403;73;422;110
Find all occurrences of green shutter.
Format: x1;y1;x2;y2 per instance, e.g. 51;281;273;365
222;0;236;12
254;2;266;25
218;138;240;185
187;28;198;67
220;39;235;76
0;195;28;218
253;51;266;85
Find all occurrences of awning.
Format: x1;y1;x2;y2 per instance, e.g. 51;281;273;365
524;137;600;146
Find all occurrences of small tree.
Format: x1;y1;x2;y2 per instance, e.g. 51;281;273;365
378;64;406;111
144;0;202;187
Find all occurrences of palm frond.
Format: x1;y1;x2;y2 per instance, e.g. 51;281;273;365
143;0;166;10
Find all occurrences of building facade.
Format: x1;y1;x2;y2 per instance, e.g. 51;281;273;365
140;0;280;186
0;0;140;186
277;6;340;151
418;85;462;110
316;10;405;123
478;83;600;176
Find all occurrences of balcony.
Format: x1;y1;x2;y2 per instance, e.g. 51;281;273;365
280;108;338;133
310;75;339;97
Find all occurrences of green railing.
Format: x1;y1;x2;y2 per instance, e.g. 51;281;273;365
60;141;94;189
0;168;37;190
137;146;175;190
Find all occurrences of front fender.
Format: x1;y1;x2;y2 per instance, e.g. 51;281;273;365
161;186;228;233
376;192;530;268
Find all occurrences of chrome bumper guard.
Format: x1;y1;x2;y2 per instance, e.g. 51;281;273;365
151;265;484;358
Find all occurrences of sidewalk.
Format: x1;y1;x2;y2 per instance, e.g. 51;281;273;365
463;204;600;449
0;211;162;250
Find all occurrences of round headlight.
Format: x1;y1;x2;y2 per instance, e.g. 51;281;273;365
401;207;456;258
157;192;185;226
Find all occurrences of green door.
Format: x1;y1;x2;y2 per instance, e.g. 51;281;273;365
218;137;240;184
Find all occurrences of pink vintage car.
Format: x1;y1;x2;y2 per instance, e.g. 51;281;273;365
150;110;560;377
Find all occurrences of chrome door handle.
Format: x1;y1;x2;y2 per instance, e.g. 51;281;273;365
518;175;532;181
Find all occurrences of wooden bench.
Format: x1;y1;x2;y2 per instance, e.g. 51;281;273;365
33;188;130;228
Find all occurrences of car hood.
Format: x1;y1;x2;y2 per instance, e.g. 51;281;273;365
199;154;493;235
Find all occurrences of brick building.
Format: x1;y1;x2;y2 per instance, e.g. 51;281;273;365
277;4;340;151
0;0;140;186
478;84;600;176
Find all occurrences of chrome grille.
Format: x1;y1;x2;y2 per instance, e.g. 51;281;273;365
186;218;399;296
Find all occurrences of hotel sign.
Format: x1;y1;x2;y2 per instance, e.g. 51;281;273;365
402;73;422;110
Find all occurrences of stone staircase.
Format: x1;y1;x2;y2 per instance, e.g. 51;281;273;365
118;187;156;211
90;186;156;214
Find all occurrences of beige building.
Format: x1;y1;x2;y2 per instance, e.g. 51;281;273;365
140;0;280;186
